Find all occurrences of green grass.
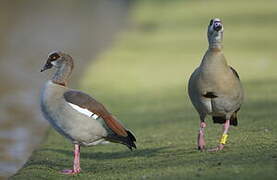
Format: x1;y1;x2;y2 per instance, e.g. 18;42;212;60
12;0;277;179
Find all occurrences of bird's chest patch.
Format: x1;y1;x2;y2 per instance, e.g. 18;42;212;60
68;103;99;120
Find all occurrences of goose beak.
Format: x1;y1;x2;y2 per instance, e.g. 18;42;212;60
40;61;53;72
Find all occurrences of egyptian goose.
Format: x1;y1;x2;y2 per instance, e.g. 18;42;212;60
188;18;244;152
40;51;136;174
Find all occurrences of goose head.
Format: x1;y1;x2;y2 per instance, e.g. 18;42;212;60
207;18;224;47
41;51;74;72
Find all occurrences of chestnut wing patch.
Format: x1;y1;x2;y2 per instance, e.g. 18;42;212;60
64;90;128;137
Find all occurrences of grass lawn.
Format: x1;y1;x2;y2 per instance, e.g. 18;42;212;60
12;0;277;179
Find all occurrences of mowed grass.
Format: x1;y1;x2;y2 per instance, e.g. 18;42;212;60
13;0;277;179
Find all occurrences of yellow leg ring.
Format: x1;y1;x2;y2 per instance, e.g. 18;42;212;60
220;134;228;144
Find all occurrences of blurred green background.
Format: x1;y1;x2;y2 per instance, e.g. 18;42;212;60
8;0;277;179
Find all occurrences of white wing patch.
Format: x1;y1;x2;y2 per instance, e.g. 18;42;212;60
86;139;110;146
68;102;99;119
91;114;99;119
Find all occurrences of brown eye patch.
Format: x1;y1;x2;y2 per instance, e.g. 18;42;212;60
49;52;60;61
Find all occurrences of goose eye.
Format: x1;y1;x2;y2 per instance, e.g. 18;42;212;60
49;53;60;61
209;19;214;26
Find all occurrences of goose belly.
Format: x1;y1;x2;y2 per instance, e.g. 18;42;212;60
199;98;227;116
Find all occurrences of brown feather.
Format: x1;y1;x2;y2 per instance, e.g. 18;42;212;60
64;90;128;137
104;115;128;136
229;66;240;79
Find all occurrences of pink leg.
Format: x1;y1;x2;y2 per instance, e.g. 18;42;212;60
208;119;230;152
198;121;206;151
60;144;81;174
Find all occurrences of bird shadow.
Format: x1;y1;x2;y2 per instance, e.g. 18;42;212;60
39;146;170;160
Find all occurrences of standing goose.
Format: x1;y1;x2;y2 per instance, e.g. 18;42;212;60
40;51;136;174
188;18;244;151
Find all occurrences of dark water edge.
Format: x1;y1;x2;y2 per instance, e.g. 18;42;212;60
0;0;131;178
